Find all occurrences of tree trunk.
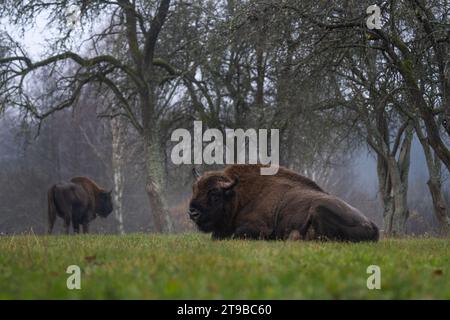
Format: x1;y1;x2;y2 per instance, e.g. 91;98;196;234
386;122;413;235
421;140;449;236
416;122;450;236
255;45;265;110
388;157;409;235
381;194;394;234
49;114;62;181
143;134;172;232
378;158;409;235
427;176;450;236
111;117;126;235
377;155;394;234
140;89;173;233
376;122;412;236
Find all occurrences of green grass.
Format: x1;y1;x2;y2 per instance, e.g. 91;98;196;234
0;233;449;299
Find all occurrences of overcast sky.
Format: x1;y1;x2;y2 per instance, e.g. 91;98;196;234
3;6;89;60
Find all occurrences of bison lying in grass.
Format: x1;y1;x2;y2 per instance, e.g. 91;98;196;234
188;164;379;242
48;177;113;234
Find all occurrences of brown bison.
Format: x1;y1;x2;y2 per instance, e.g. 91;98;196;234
48;177;113;234
188;164;379;242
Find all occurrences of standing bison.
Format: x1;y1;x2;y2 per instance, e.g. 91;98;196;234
188;164;379;242
48;177;113;234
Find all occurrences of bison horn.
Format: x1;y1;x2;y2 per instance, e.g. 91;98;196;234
192;167;201;180
222;176;239;192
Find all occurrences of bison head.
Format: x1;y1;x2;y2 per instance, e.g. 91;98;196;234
188;168;239;233
97;190;113;217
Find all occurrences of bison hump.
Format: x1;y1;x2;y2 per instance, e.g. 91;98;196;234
224;164;324;192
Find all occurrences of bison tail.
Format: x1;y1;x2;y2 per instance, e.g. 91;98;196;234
309;199;379;242
47;185;57;234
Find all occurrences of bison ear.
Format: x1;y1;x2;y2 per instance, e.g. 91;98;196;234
222;176;239;196
192;167;201;180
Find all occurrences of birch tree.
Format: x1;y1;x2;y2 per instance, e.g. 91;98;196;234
110;116;127;235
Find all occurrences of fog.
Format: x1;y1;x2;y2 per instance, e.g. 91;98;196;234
1;0;449;236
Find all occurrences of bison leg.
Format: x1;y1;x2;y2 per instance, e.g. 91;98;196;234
48;213;56;235
72;214;81;234
82;222;89;234
73;221;80;234
233;224;267;240
54;198;72;235
64;216;71;234
72;205;87;234
308;199;379;242
47;187;57;234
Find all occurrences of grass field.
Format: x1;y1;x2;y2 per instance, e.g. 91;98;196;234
0;233;449;299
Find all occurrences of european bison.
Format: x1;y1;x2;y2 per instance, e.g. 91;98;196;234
48;177;113;234
188;164;379;242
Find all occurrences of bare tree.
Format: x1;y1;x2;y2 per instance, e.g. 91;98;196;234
0;0;195;232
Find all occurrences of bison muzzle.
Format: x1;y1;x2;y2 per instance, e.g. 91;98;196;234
188;164;379;242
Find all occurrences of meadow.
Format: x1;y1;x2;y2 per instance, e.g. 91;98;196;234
0;233;449;299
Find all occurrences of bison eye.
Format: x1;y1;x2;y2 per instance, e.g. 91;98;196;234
208;189;222;204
